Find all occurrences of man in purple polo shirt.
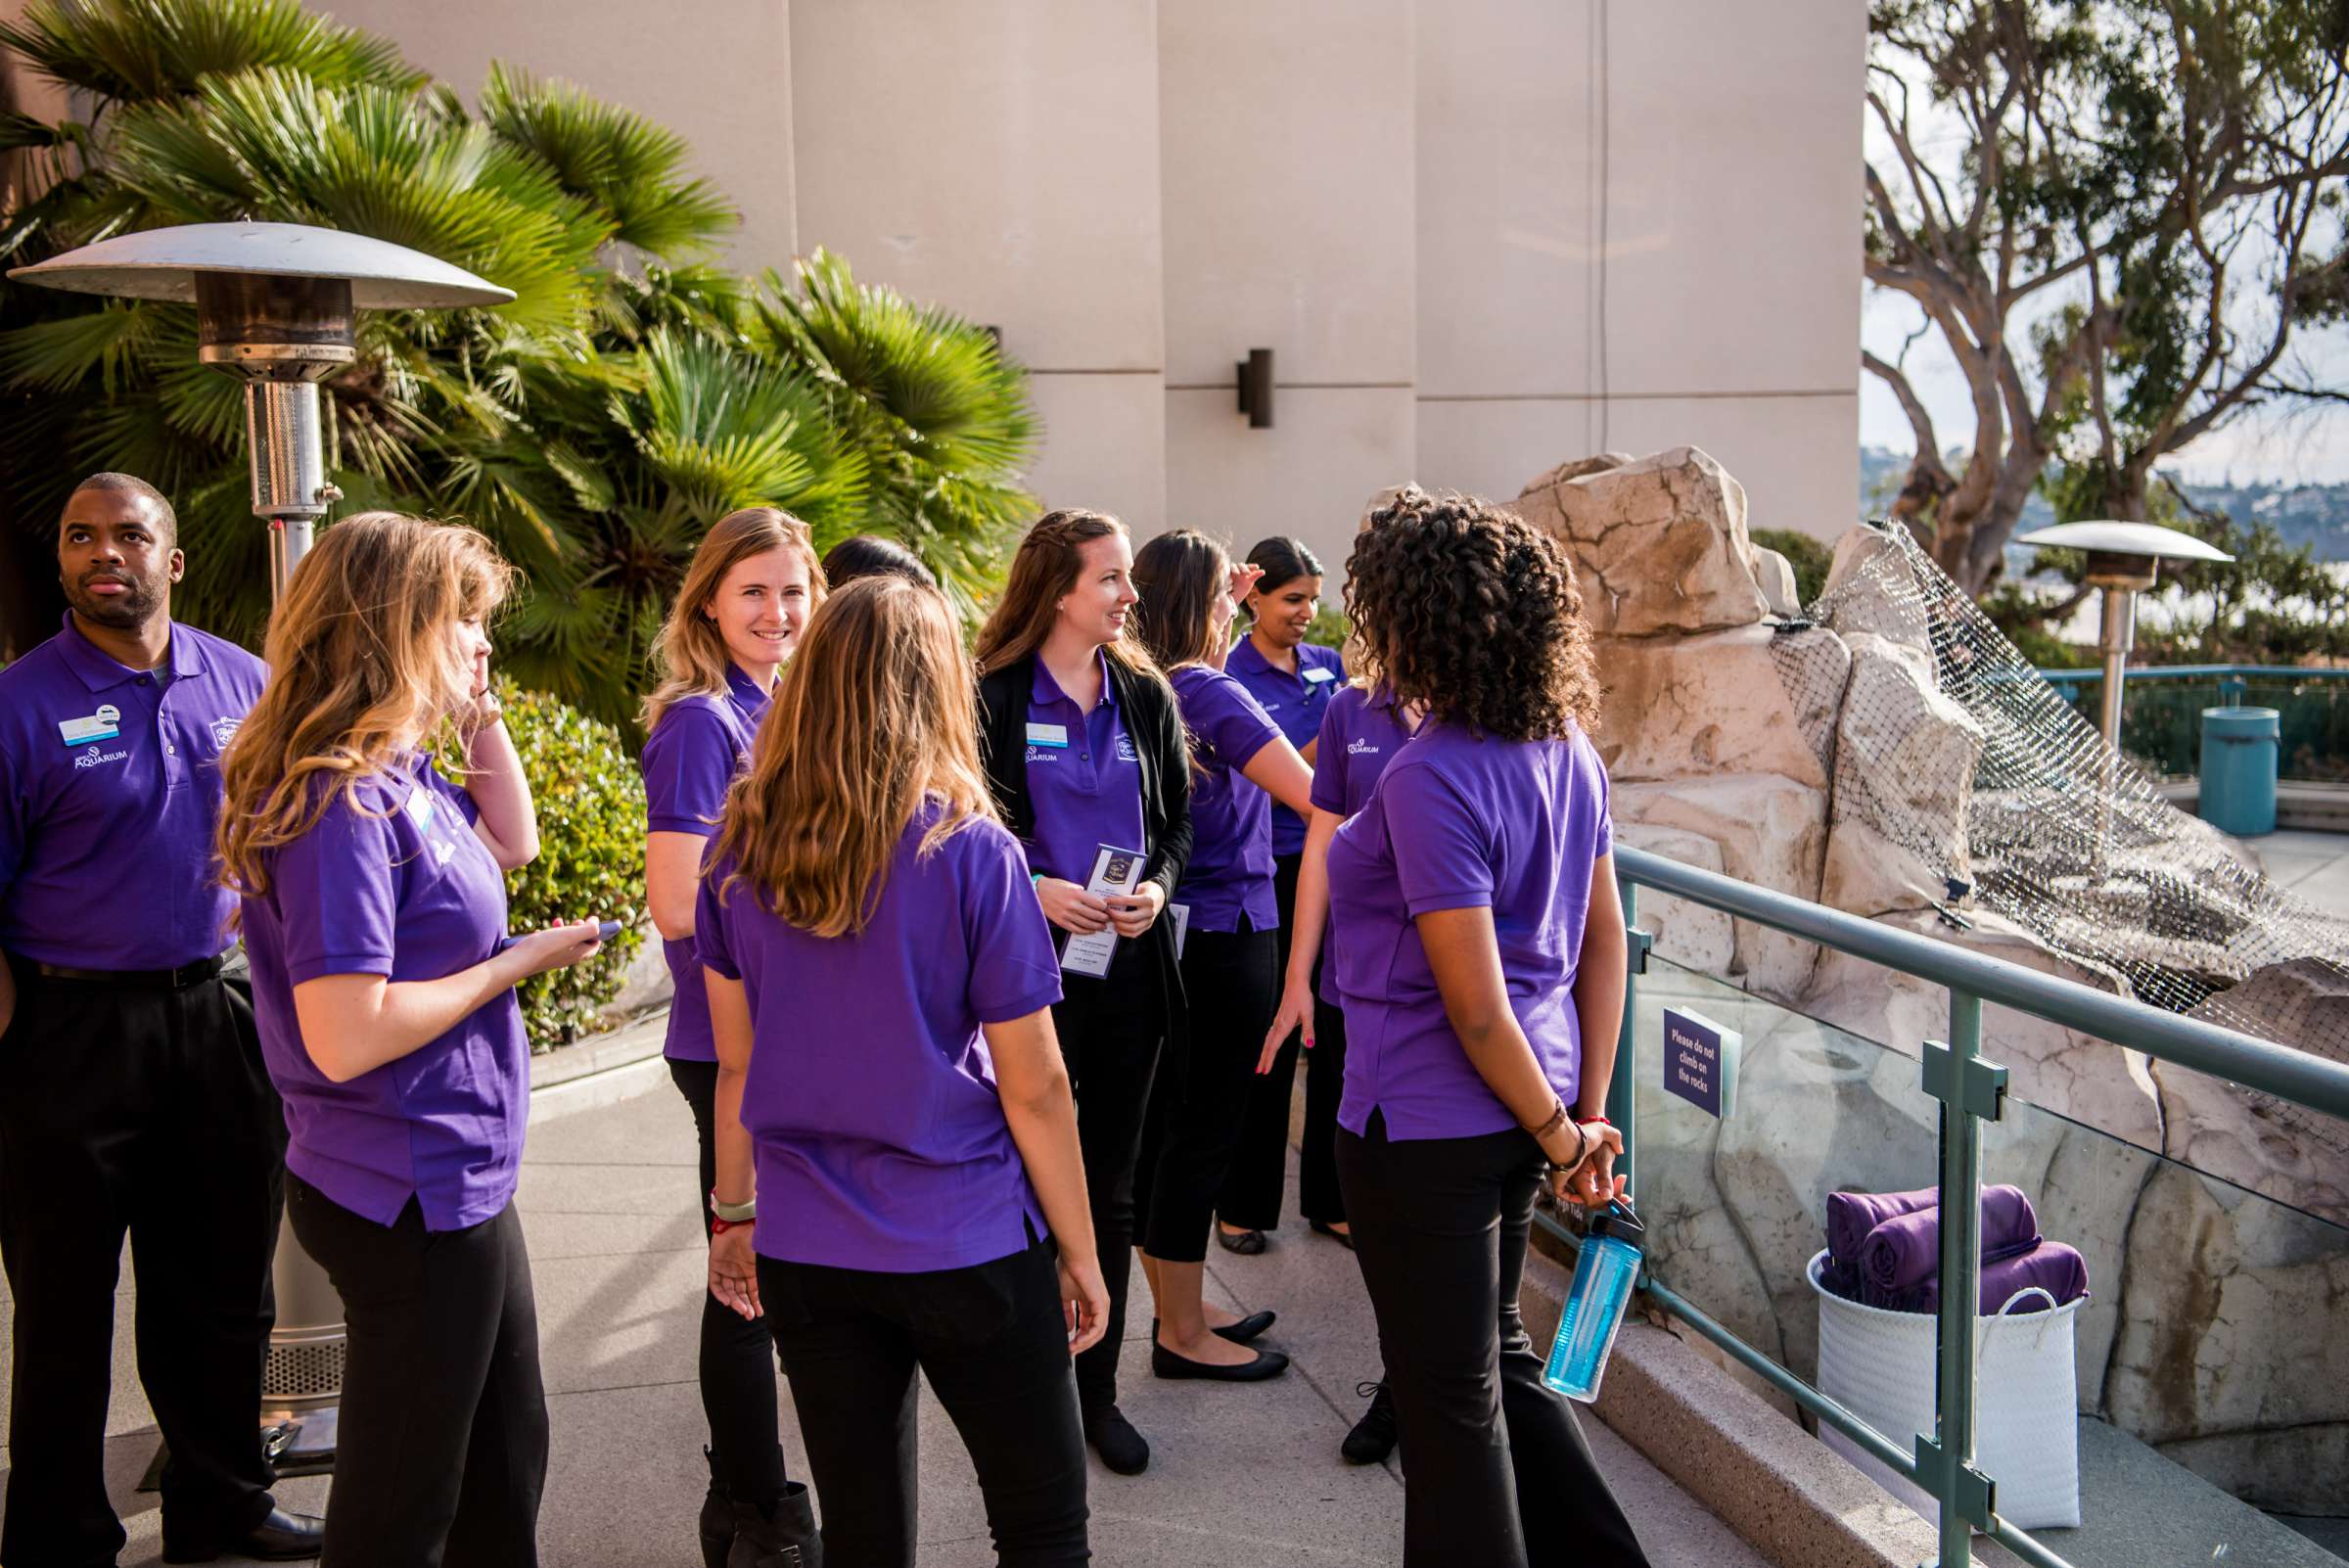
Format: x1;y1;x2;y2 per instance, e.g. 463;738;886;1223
0;474;323;1563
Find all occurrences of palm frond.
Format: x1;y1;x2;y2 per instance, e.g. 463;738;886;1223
478;62;736;259
0;0;422;105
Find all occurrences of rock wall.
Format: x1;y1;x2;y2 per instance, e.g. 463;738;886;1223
1498;445;2349;1513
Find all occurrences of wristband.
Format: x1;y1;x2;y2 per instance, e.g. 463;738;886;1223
1032;872;1045;888
1524;1096;1568;1141
709;1215;750;1236
1577;1114;1612;1129
710;1190;756;1223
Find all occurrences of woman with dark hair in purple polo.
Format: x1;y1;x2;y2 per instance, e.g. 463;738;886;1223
1216;535;1347;1257
1327;488;1648;1568
1127;529;1314;1387
219;514;608;1567
700;576;1107;1568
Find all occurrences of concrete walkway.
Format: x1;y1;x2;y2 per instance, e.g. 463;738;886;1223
2256;826;2349;918
42;1067;1767;1567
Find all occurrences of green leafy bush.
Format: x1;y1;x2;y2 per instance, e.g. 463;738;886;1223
1303;605;1351;650
495;678;647;1049
1749;528;1834;610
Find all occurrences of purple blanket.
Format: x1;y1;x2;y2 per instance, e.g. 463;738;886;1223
1825;1186;1937;1264
1861;1241;2090;1315
1857;1185;2041;1293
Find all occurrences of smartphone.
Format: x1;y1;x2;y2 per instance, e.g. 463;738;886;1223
496;919;622;953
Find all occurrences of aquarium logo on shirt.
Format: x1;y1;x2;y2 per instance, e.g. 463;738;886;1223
1116;734;1138;763
1348;738;1382;757
73;743;129;770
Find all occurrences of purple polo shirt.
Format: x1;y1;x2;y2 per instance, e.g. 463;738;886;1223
1307;685;1417;1006
641;664;772;1062
1326;721;1612;1141
243;755;529;1231
696;804;1065;1272
1226;637;1346;857
0;613;265;969
1169;666;1282;933
1019;651;1147;885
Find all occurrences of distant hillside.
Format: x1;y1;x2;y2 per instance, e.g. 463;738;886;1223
1858;446;2349;564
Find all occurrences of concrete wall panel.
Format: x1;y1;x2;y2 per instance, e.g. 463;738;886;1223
1023;373;1168;534
1163;388;1415;575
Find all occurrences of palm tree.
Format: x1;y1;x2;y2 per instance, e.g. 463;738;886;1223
0;0;1036;729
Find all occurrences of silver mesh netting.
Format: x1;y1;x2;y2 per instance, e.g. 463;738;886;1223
1809;522;2349;1164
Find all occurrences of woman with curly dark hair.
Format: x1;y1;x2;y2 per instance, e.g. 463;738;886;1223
1327;487;1647;1567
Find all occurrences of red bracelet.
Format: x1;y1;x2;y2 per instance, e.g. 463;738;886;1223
1577;1114;1612;1128
709;1215;750;1236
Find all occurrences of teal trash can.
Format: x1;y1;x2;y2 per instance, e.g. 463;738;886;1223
2200;706;2279;836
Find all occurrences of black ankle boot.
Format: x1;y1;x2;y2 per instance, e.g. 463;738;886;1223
728;1482;822;1568
700;1448;734;1568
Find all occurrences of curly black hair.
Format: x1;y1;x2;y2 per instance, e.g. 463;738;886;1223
1344;486;1601;741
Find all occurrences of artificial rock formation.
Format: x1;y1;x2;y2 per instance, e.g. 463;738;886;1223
1490;443;2348;1514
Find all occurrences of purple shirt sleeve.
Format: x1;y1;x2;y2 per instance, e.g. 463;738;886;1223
1578;729;1614;857
962;828;1065;1024
694;862;742;981
1379;761;1496;917
274;790;400;984
643;705;737;837
1308;696;1351;816
1190;669;1283;773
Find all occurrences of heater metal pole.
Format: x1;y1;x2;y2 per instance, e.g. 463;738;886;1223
249;380;332;600
2096;584;2137;754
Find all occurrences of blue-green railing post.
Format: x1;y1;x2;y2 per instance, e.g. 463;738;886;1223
1917;991;2008;1565
1609;874;1650;1196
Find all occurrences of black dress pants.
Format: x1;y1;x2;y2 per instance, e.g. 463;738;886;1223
757;1239;1089;1567
668;1057;791;1507
287;1176;549;1568
1217;853;1349;1228
0;965;282;1568
1050;938;1162;1417
1337;1116;1649;1568
1137;922;1277;1263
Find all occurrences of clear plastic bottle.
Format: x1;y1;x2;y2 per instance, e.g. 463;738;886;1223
1543;1200;1645;1404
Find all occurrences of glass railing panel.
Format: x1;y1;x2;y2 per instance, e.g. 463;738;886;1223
1616;948;2349;1566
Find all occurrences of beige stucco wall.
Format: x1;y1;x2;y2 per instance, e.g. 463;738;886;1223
273;1;1862;551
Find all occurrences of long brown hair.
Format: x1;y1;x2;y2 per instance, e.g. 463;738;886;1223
972;508;1156;680
639;507;826;732
218;512;516;899
1129;529;1231;672
713;576;995;939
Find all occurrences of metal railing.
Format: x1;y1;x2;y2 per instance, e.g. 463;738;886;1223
1538;844;2349;1568
2035;663;2349;781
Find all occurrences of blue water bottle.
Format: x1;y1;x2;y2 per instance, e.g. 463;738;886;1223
1543;1200;1645;1404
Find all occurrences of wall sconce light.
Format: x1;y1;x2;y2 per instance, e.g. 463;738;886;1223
1236;347;1274;429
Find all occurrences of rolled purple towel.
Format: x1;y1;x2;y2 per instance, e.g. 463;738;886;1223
1825;1186;1936;1264
1872;1242;2091;1315
1858;1184;2041;1294
1817;1255;1864;1303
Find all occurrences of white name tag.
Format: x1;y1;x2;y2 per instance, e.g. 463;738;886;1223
1026;722;1070;749
405;787;438;832
59;706;120;746
1304;667;1339;684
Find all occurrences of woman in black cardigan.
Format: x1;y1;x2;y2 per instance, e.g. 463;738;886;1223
973;509;1192;1477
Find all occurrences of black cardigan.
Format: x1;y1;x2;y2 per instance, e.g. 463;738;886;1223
978;653;1192;1031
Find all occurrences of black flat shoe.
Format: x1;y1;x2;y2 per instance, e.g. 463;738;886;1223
1341;1380;1398;1465
1214;1309;1277;1344
1216;1225;1267;1255
1152;1340;1290;1381
1310;1220;1355;1251
1083;1404;1151;1475
162;1505;325;1562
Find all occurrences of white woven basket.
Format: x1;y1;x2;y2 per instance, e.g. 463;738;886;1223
1809;1249;2082;1530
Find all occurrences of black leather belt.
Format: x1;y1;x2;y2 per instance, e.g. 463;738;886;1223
27;954;226;989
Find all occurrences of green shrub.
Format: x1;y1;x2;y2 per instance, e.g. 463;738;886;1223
1749;528;1834;609
1303;605;1352;651
496;678;648;1049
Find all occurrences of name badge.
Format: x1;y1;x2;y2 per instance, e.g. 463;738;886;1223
405;787;438;832
1026;722;1070;749
59;704;121;747
1304;667;1339;684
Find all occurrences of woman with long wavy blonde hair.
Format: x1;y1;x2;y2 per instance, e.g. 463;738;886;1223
634;506;821;1564
219;512;604;1568
968;509;1194;1475
697;576;1105;1566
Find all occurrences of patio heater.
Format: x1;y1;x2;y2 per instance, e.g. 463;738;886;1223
10;221;512;1467
2013;520;2234;753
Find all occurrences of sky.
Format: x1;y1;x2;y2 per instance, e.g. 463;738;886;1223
1858;295;2349;489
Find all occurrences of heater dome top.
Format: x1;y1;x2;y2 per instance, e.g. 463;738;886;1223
8;221;513;309
2013;520;2234;563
